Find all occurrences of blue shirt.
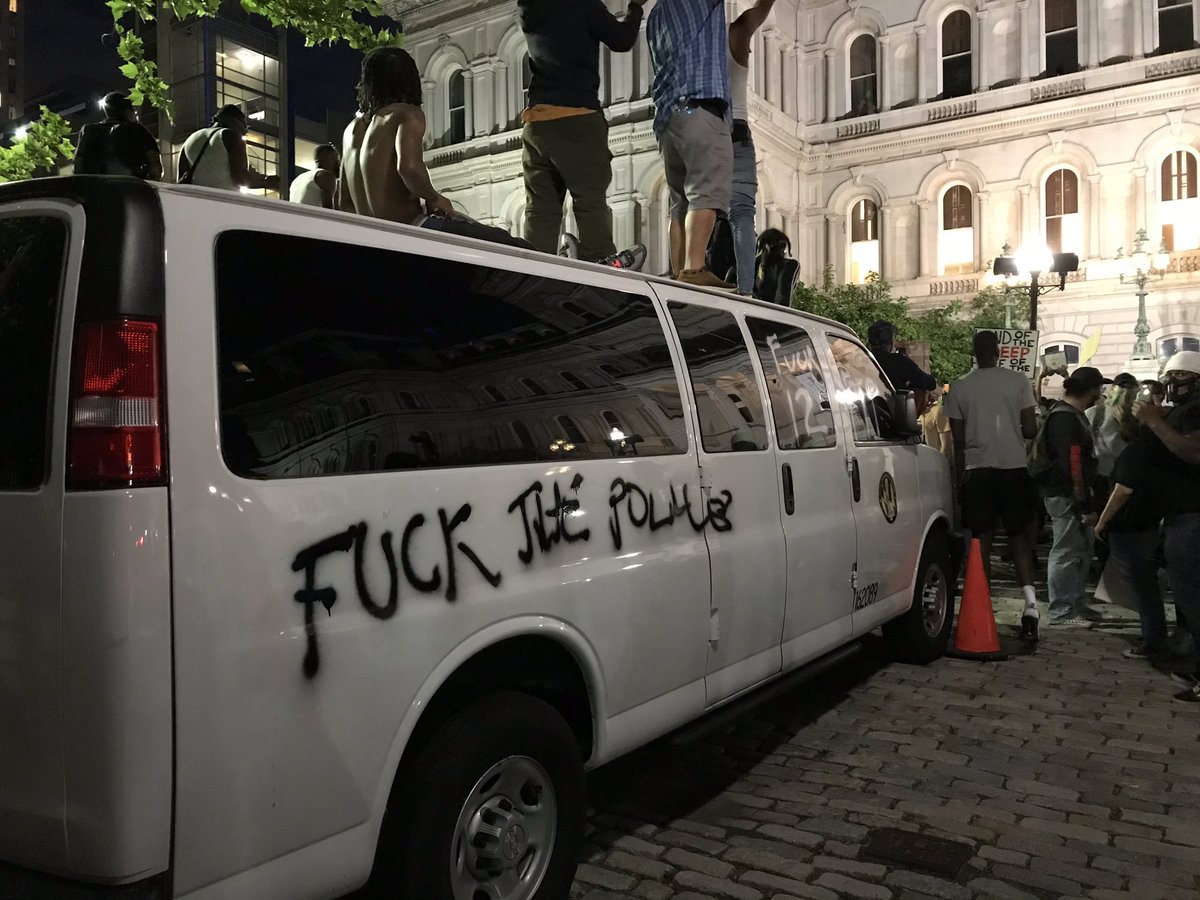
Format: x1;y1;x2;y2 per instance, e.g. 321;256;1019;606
647;0;730;137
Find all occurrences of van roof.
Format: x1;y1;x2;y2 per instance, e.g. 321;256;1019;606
2;176;851;333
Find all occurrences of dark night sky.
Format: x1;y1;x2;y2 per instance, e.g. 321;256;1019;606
27;0;383;125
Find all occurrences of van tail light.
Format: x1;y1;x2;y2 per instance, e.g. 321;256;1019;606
67;319;166;489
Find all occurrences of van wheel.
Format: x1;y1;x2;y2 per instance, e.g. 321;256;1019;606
377;691;584;900
883;535;953;664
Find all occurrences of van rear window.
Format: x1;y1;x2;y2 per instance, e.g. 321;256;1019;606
215;231;688;478
0;216;68;490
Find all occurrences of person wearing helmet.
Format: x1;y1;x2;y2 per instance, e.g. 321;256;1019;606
1135;349;1200;702
72;91;162;180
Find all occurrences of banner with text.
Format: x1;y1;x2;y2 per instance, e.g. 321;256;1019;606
977;328;1039;377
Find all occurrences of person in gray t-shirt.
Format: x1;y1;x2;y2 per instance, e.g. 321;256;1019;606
945;330;1041;638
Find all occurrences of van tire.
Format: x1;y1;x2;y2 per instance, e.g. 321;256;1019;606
375;691;584;900
882;534;954;664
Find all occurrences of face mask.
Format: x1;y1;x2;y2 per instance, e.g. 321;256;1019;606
1165;374;1199;405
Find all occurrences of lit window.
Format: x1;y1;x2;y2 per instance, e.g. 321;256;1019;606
940;185;974;275
941;11;972;99
849;35;877;117
1161;150;1200;251
448;71;467;144
521;53;532;110
1045;0;1079;76
1044;168;1080;255
7;1;15;14
1159;335;1200;359
1159;0;1195;54
850;198;880;284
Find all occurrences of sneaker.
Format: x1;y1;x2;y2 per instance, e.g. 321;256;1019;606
1174;682;1200;703
599;243;647;272
1048;616;1091;627
1122;643;1168;660
678;268;737;290
1078;605;1104;622
1021;605;1040;641
558;233;580;259
1169;672;1200;690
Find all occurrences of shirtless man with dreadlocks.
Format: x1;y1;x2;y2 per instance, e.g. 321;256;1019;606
340;47;530;248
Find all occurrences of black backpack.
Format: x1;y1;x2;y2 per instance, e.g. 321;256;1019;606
704;213;736;284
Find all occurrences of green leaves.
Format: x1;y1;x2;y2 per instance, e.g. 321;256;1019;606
0;107;75;184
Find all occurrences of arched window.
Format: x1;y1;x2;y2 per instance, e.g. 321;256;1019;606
521;53;532;109
1159;0;1195;54
511;421;535;451
520;377;546;397
940;185;974;274
941;10;972;98
1044;0;1079;76
560;371;587;391
1159;335;1200;360
1044;168;1080;255
1161;150;1200;251
849;35;878;116
485;385;507;403
602;410;623;432
448;70;467;144
1042;342;1080;366
849;198;880;284
556;415;587;444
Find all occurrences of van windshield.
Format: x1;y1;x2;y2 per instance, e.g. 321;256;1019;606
0;216;68;490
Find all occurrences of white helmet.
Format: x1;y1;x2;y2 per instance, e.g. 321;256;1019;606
1162;350;1200;377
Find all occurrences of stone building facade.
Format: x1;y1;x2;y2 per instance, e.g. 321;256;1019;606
387;0;1200;378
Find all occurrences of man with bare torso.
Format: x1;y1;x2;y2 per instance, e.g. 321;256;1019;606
340;47;530;248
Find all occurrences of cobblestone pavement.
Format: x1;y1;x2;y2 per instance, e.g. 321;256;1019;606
571;546;1200;900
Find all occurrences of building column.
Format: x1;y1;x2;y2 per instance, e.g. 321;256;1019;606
976;191;990;272
494;61;511;131
880;203;894;278
1086;0;1100;68
916;27;929;102
422;79;437;142
879;35;893;110
1134;166;1148;232
976;10;990;91
824;49;837;121
1088;174;1101;260
763;28;780;105
1017;0;1032;82
462;69;480;138
638;23;651;100
828;213;847;283
1018;184;1034;246
916;200;932;277
635;193;651;255
610;192;636;251
1133;0;1146;60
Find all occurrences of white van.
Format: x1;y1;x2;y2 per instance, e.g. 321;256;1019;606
0;177;958;900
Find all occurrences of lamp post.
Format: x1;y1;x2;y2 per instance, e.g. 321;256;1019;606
1116;228;1169;369
991;243;1080;332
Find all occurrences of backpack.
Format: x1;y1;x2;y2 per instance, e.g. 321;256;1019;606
704;213;736;284
1027;401;1082;484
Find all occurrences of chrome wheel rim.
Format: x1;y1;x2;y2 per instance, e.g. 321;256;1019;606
921;563;949;638
450;755;557;900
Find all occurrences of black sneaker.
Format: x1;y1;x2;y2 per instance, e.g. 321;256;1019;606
1122;643;1167;661
1170;672;1200;691
599;243;647;272
1174;681;1200;703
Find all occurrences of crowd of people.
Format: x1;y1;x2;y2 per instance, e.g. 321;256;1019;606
920;329;1200;703
72;0;798;297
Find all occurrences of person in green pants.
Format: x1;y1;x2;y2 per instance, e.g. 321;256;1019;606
519;0;647;267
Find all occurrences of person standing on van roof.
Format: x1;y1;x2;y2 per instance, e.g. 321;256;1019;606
727;0;776;295
518;0;648;269
945;330;1042;639
648;0;736;290
289;144;339;209
178;105;279;192
72;92;162;181
340;48;532;249
867;321;937;393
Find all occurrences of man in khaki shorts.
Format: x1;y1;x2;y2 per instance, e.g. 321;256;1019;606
648;0;734;289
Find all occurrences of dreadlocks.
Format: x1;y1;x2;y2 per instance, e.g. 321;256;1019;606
356;47;423;116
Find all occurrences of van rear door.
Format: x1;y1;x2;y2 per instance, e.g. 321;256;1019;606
0;207;77;873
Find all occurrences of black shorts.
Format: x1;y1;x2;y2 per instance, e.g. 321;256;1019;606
961;467;1039;536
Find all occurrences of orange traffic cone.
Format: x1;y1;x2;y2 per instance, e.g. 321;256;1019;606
947;538;1008;661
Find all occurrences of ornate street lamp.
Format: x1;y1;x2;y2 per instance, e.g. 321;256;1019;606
1115;228;1169;367
991;243;1080;331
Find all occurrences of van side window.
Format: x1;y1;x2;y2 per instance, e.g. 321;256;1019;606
0;216;68;490
746;318;837;450
668;302;768;453
215;231;687;477
828;336;897;442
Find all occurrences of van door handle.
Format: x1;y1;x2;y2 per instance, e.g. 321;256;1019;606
781;463;795;515
850;458;861;502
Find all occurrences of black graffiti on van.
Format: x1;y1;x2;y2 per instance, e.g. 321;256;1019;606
508;473;591;565
291;504;502;678
607;478;732;552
